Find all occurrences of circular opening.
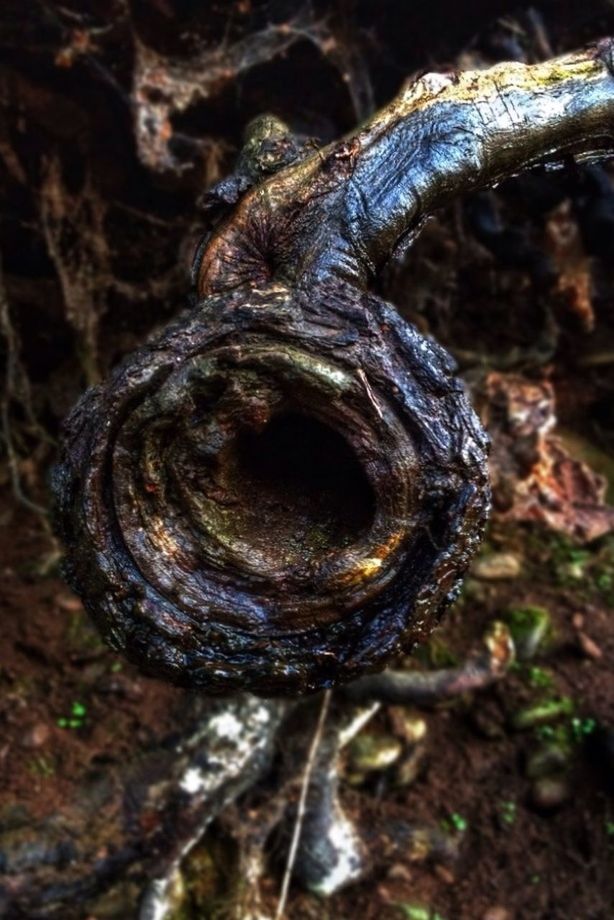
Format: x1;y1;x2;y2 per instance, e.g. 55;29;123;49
219;412;376;570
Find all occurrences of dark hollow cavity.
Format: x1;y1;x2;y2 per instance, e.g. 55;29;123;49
220;412;376;568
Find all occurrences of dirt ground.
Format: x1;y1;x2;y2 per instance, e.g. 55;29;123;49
1;491;613;920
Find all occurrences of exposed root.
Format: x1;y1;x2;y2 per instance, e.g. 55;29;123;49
0;255;50;518
39;156;110;385
341;622;515;706
0;694;287;918
132;4;372;174
290;699;459;897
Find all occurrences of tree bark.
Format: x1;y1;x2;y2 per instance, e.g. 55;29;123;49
54;41;614;696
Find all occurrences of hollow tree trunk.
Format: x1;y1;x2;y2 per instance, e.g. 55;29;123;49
54;41;614;695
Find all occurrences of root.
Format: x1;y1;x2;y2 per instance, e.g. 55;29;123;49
342;621;515;706
0;255;50;518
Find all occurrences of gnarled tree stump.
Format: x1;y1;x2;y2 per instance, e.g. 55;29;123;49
54;41;614;695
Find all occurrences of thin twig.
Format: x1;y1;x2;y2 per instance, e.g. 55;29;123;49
341;622;515;706
275;689;332;920
0;255;48;518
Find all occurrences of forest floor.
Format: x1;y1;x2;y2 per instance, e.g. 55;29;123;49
1;488;613;920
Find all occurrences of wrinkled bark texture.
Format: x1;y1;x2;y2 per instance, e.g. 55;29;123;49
53;38;614;695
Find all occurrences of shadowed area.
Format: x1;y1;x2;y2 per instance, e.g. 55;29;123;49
220;412;376;569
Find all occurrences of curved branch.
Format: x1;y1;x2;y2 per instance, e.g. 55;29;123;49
56;40;614;697
0;695;286;918
196;40;614;294
341;621;515;706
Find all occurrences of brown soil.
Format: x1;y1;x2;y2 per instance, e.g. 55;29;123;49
0;489;183;824
4;492;614;920
1;413;613;920
262;526;614;920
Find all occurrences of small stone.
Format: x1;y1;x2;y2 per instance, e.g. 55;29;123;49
434;864;455;885
472;552;521;580
347;732;403;773
55;592;83;613
531;775;571;811
525;742;571;779
388;708;428;744
22;723;50;748
387;862;413;882
572;612;585;630
482;908;511;920
577;631;603;660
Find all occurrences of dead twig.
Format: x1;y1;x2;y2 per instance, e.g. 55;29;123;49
341;622;515;706
0;255;49;517
275;688;332;920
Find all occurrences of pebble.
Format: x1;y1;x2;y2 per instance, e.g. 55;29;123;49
472;553;521;580
388;708;428;744
347;732;403;773
482;908;511;920
434;864;455;885
577;631;603;660
572;612;585;630
531;775;571;811
386;862;413;882
55;592;83;613
22;722;50;748
525;742;570;779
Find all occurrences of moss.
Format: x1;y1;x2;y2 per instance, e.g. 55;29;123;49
511;696;574;731
416;634;459;669
497;799;517;827
526;666;554;689
27;754;56;778
505;605;552;660
65;610;107;654
395;905;446;920
177;835;237;918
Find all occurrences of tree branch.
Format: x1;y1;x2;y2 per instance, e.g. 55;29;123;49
197;40;614;294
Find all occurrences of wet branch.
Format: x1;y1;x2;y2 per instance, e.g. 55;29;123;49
341;622;515;706
197;41;614;293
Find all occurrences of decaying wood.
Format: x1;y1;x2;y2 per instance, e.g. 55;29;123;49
54;41;614;696
482;372;614;540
